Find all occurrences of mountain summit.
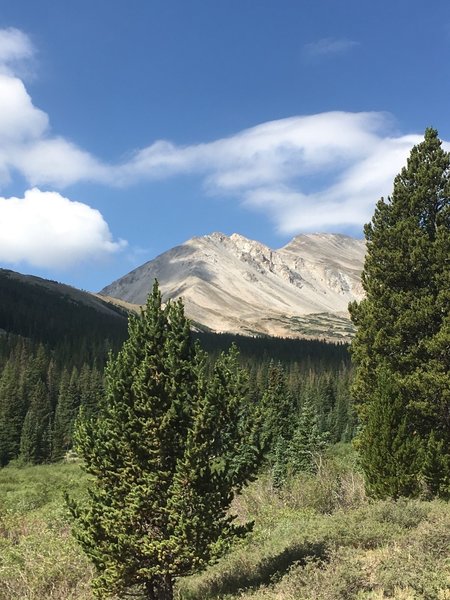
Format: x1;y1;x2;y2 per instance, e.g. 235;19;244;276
100;233;365;340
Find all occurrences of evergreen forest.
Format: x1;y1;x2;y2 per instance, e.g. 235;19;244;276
0;282;354;470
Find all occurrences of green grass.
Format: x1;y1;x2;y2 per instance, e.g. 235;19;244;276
177;448;450;599
0;462;93;600
0;449;449;600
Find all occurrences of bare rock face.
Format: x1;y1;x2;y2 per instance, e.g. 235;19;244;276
100;233;366;341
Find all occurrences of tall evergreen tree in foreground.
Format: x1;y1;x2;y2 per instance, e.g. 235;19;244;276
69;282;260;600
349;128;450;498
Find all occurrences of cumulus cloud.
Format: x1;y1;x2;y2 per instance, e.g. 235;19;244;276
0;29;126;271
0;188;127;269
0;70;107;187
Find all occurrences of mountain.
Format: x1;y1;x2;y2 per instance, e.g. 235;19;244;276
100;233;365;341
0;268;128;361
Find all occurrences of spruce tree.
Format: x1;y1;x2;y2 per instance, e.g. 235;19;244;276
68;282;260;600
78;363;104;418
349;128;450;498
0;358;26;465
52;367;80;460
260;361;295;452
19;379;52;463
288;395;329;475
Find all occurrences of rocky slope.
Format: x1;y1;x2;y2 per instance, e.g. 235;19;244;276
100;233;366;340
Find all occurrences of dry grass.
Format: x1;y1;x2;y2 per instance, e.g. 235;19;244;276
1;448;449;600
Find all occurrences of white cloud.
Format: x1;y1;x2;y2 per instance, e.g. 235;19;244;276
0;30;108;188
0;27;34;73
120;112;387;186
0;188;127;269
117;112;423;232
14;137;110;187
303;37;359;59
239;132;423;233
0;74;47;143
0;27;440;240
0;71;107;187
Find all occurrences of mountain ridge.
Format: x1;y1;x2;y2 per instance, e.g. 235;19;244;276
100;232;366;341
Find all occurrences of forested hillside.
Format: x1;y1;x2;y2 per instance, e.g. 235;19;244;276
0;270;354;470
0;269;129;363
0;270;130;466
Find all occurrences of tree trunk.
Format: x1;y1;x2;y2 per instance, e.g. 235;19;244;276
144;574;174;600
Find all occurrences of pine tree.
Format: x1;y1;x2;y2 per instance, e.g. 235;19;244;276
52;367;80;460
349;128;450;498
315;373;336;435
260;361;295;452
19;345;53;464
332;369;354;443
68;282;260;600
288;395;329;475
357;368;423;498
78;363;104;418
0;358;26;465
19;379;52;463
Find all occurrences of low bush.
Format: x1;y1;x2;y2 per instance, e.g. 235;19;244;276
1;447;449;600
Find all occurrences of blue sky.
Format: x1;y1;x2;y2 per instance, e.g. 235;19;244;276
0;0;449;291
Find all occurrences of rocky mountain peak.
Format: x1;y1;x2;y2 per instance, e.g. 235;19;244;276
100;232;366;341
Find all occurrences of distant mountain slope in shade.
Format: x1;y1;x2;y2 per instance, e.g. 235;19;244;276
100;233;366;341
0;268;128;354
0;269;125;319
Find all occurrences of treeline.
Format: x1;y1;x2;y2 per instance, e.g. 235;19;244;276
0;329;354;469
196;330;349;369
198;332;355;482
249;360;355;483
0;267;355;469
0;269;128;365
0;336;104;466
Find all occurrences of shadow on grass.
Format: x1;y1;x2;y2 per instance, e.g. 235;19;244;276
203;540;328;598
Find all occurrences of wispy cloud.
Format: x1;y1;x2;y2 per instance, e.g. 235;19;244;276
303;37;359;59
0;27;440;265
114;112;422;233
0;28;34;70
0;27;36;81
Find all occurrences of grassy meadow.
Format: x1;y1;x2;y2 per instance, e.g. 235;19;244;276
0;446;449;600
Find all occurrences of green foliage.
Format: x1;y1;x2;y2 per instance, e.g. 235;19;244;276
19;379;53;464
0;269;128;364
350;128;450;498
1;449;449;600
0;337;106;466
288;395;329;475
52;368;81;460
69;282;261;600
195;330;350;370
260;361;296;451
357;369;423;498
178;448;449;600
0;462;93;600
0;265;356;470
258;363;355;488
0;357;26;465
